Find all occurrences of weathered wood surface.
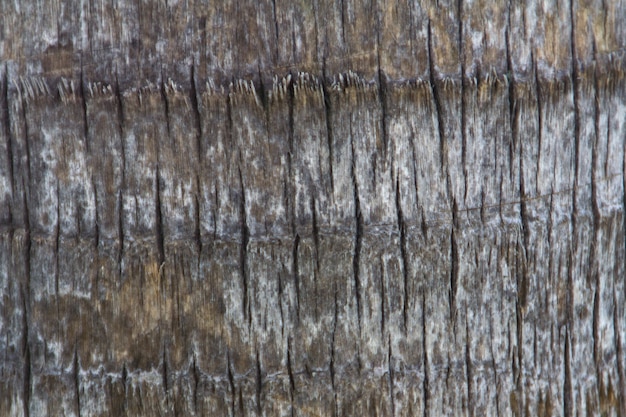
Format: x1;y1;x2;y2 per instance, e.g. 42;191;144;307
1;0;625;415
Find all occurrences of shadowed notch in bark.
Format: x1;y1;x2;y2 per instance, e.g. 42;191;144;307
21;285;30;417
422;291;430;417
427;19;447;178
237;165;250;328
450;199;460;319
292;233;301;320
394;177;409;332
564;330;572;417
73;348;81;417
349;119;363;346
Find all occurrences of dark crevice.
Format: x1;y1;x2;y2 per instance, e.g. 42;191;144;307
568;5;581;370
613;290;626;414
422;291;429;417
349;121;363;342
465;313;474;417
55;180;61;301
3;65;15;209
73;348;81;417
160;76;172;138
21;285;30;417
449;199;459;319
190;62;203;157
533;52;543;193
226;351;236;414
331;284;339;416
376;31;389;158
190;64;204;256
255;349;262;416
322;61;335;194
489;320;501;417
194;182;202;254
388;336;396;417
286;339;296;400
92;178;99;249
591;41;603;387
192;355;199;413
114;69;126;280
458;0;468;206
310;194;320;273
427;19;447;177
162;347;169;402
237;166;250;328
564;330;573;417
121;363;128;397
592;278;601;376
155;164;165;266
292;233;301;320
395;178;409;333
380;262;386;338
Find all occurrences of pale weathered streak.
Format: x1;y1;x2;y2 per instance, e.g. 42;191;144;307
1;0;625;416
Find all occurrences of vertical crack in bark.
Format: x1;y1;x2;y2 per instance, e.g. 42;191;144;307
458;0;468;206
395;177;409;332
255;349;262;416
73;348;81;417
237;166;250;328
380;261;386;339
488;317;501;417
226;351;236;415
55;179;61;303
533;53;543;193
506;25;528;402
427;20;447;177
465;311;474;417
286;338;296;415
330;282;338;414
591;40;602;384
349;120;363;344
114;69;125;280
376;29;388;158
292;233;301;321
388;336;396;417
3;65;15;205
21;285;30;417
422;291;429;417
191;354;199;413
190;63;203;256
322;64;335;194
92;176;99;249
155;163;165;267
564;330;573;417
450;199;459;319
566;6;578;415
162;346;169;405
613;290;626;414
310;194;320;274
121;362;128;404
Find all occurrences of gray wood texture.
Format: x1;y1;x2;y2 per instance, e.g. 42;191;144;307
1;0;625;415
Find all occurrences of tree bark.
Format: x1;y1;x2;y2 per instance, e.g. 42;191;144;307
1;0;625;415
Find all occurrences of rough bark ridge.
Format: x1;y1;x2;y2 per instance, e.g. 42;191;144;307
1;0;625;416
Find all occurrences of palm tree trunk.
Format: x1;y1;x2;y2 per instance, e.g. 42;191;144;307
1;1;625;415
